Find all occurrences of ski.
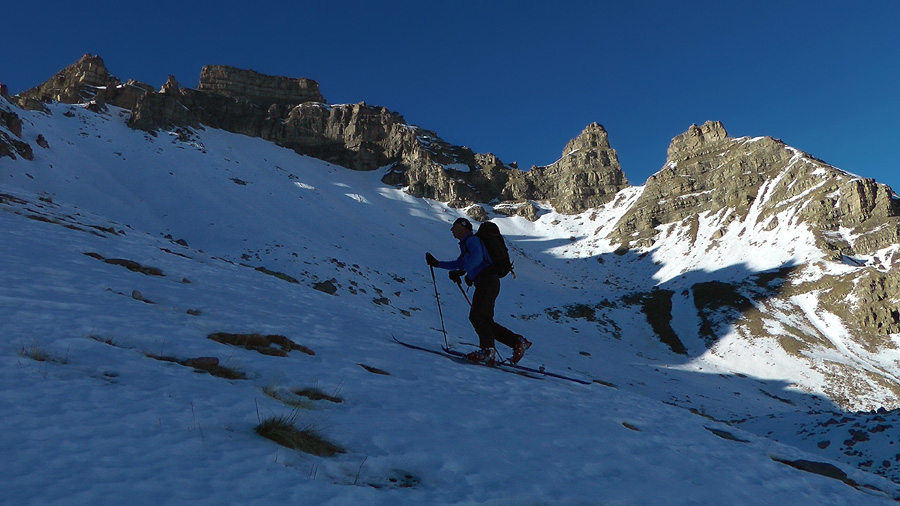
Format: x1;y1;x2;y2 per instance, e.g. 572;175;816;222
441;346;592;385
392;336;591;385
393;336;543;380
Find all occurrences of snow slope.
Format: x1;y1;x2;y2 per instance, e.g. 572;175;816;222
2;101;899;504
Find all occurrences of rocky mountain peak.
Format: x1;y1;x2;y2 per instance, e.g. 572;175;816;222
14;54;119;110
563;122;611;152
666;120;729;160
13;53;155;113
612;120;900;255
499;123;628;214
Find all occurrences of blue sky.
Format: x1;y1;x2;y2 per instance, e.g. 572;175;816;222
3;1;898;191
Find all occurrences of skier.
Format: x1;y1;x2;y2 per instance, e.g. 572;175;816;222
426;217;531;364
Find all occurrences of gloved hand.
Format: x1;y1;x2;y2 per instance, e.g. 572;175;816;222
464;275;473;287
425;252;439;267
449;269;465;284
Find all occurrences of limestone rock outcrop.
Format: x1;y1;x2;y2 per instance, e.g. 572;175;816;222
127;65;506;204
14;54;153;112
503;123;629;214
130;64;325;133
12;56;630;217
666;120;729;158
15;54;119;108
0;99;33;160
592;120;900;404
609;120;900;255
129;65;517;206
197;65;324;108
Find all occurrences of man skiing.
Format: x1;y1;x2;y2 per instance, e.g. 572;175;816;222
426;217;531;364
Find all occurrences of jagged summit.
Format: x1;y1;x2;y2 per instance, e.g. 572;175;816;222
501;122;629;214
15;54;118;106
567;122;613;150
596;117;900;409
616;120;900;258
666;120;729;160
14;54;152;112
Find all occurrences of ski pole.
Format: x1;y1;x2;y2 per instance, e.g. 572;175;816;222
430;265;449;348
455;280;472;307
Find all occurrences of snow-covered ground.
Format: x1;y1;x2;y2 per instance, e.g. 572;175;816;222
2;100;899;504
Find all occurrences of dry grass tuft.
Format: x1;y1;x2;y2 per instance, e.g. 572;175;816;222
145;353;245;380
255;411;344;457
19;340;68;364
294;387;343;403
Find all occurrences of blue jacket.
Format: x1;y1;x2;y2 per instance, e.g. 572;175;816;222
438;232;492;282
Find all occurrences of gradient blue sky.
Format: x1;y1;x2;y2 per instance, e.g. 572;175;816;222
3;1;898;191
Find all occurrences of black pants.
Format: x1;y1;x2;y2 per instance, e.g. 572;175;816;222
469;274;521;350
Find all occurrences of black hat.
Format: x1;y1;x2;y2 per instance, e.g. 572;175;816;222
452;217;473;230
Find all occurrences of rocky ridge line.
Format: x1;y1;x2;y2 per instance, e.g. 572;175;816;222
10;54;628;217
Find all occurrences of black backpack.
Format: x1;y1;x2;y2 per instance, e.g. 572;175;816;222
476;221;514;278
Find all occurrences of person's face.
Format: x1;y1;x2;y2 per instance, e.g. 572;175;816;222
451;223;468;240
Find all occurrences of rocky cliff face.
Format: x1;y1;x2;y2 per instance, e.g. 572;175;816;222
14;54;154;113
610;121;900;256
11;56;630;217
126;64;519;207
503;123;629;214
0;99;33;160
197;65;324;107
15;54;120;108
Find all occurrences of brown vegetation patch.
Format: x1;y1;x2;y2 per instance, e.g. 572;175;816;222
26;214;58;225
146;353;245;380
262;387;314;408
254;266;299;284
593;378;618;389
160;247;191;259
208;332;315;357
358;363;390;375
19;341;68;364
294;387;343;403
0;193;28;205
84;252;164;276
255;413;344;456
